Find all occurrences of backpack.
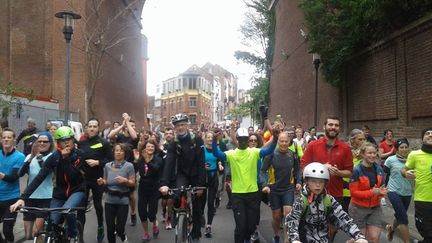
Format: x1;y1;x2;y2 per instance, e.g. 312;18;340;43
173;132;198;156
301;193;332;218
267;141;299;184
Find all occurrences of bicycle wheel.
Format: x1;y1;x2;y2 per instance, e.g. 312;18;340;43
175;213;188;243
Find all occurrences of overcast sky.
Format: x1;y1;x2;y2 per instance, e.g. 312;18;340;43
141;0;255;95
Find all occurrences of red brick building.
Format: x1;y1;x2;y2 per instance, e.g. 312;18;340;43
270;0;432;142
0;0;146;125
160;65;213;130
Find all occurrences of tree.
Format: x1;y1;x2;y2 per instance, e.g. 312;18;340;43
0;82;34;124
225;103;250;120
300;0;432;86
66;0;145;120
235;0;275;79
231;0;275;126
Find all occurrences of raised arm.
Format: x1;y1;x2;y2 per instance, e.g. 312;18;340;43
107;122;124;139
212;139;227;162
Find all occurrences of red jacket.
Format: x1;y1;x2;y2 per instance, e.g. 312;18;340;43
349;162;384;208
301;137;353;198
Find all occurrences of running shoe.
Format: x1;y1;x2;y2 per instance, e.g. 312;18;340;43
96;226;104;243
204;226;212;238
153;224;159;238
130;214;137;226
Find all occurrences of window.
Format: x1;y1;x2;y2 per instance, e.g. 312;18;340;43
183;78;188;88
189;97;197;107
189;114;197;125
179;98;182;109
192;78;197;89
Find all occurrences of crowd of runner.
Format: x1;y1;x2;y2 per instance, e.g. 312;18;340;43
0;110;431;243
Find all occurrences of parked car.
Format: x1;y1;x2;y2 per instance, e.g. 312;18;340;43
48;120;84;141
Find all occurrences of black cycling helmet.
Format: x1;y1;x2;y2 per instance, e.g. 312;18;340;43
171;113;189;125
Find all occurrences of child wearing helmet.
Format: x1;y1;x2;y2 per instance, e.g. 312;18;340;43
286;162;367;243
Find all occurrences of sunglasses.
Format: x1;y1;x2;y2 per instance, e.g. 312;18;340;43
249;139;257;142
38;141;50;144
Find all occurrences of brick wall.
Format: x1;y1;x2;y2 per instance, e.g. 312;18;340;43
269;0;340;130
0;0;146;127
271;0;432;142
346;16;432;141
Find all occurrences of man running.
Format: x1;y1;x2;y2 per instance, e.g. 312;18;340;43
401;128;432;243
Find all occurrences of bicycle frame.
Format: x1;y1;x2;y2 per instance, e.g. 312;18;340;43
168;186;206;243
20;207;85;243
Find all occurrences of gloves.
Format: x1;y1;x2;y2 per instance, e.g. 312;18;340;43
259;105;268;119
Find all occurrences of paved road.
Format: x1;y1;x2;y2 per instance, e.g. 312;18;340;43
12;176;422;242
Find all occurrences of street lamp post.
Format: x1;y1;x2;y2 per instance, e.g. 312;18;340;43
55;11;81;125
313;53;321;128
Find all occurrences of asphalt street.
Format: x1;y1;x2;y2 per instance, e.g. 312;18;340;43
11;176;422;243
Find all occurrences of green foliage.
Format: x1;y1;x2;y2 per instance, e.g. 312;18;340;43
225;103;250;120
236;0;275;78
232;0;275;125
0;82;34;117
301;0;432;86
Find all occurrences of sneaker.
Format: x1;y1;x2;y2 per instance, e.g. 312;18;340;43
165;219;173;230
96;226;104;243
381;197;387;206
153;224;159;238
250;230;259;242
272;235;280;243
130;214;137;226
215;197;221;208
226;202;232;209
142;233;151;242
204;226;212;238
121;235;128;243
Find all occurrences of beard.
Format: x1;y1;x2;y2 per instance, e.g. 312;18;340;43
325;129;339;139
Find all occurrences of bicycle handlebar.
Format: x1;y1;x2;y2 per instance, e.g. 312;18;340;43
19;206;86;214
167;186;207;195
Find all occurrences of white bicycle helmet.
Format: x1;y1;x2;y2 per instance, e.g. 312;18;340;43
303;162;330;180
171;113;189;125
236;128;249;138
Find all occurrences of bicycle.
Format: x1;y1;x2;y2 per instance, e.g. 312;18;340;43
168;186;206;243
19;206;86;243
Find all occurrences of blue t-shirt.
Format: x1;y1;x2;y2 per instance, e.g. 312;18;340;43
26;153;53;199
204;146;218;172
0;149;25;200
384;155;413;196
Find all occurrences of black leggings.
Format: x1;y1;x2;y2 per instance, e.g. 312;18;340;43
105;203;128;243
202;172;218;225
138;186;159;222
0;199;18;242
415;201;432;242
231;192;261;243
